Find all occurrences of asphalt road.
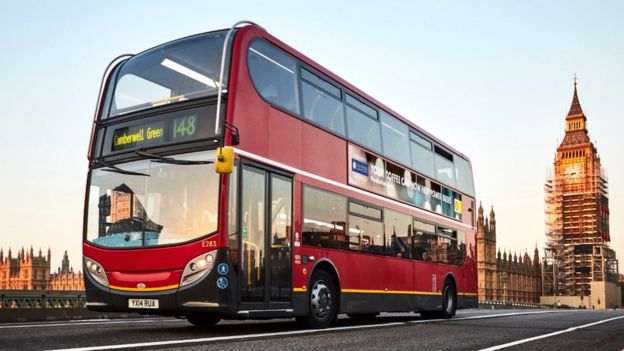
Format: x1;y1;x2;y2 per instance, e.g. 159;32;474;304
1;309;623;351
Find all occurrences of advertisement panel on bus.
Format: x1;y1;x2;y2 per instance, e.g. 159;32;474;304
348;144;463;221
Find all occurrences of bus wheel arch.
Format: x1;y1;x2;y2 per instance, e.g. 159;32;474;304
298;260;341;328
309;260;341;311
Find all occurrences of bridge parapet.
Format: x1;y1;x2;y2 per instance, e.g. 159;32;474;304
0;290;85;309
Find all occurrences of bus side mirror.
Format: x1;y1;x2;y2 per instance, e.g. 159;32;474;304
215;146;234;174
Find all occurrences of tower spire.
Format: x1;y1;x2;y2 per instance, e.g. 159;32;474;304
567;76;585;118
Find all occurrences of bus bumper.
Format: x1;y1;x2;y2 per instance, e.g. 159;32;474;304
84;248;238;316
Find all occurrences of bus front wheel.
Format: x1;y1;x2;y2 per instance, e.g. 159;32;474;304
297;270;337;329
186;313;221;327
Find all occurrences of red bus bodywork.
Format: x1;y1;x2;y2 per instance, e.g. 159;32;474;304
84;23;477;323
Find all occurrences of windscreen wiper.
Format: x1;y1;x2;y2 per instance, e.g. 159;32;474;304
92;160;150;177
136;150;213;165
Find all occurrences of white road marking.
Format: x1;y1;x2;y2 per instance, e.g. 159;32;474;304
0;318;183;329
44;310;563;351
405;310;561;324
45;322;407;351
451;310;561;321
478;314;624;351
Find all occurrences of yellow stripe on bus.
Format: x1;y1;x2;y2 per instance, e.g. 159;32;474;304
341;289;442;296
293;287;475;296
109;284;179;292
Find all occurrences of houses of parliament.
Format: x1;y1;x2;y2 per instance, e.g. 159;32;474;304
0;247;84;291
476;204;542;304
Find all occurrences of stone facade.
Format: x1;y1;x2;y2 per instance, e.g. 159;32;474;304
476;204;542;303
0;248;84;291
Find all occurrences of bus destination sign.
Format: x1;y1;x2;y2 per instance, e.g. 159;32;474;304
111;114;199;152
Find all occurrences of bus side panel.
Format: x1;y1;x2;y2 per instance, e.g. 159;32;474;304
462;229;478;308
230;86;270;157
268;107;303;170
291;177;309;315
333;252;387;314
301;123;347;184
383;256;415;312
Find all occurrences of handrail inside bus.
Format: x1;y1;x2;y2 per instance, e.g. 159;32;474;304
214;20;259;136
89;54;133;159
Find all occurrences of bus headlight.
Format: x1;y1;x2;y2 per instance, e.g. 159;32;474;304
181;252;216;286
84;257;109;287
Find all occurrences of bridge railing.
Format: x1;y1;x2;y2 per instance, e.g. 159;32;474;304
478;300;542;309
0;290;86;309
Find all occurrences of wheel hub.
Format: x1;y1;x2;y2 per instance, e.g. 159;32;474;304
311;281;332;320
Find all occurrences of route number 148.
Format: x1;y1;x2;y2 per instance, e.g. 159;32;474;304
173;115;197;139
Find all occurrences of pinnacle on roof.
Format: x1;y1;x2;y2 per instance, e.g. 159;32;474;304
567;77;585;119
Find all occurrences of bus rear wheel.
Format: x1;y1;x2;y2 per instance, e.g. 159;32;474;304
441;279;457;318
297;270;337;329
186;313;221;327
420;279;456;319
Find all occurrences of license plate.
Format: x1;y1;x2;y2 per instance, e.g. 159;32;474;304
128;298;159;309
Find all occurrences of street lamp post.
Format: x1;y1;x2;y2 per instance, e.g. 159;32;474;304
545;248;557;309
501;272;508;304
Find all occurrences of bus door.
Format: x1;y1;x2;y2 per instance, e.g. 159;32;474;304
239;164;293;311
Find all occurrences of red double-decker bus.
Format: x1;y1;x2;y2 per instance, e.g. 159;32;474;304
83;21;477;328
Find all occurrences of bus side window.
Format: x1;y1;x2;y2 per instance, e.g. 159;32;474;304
248;39;300;114
413;220;436;261
384;209;412;259
302;186;347;250
348;214;383;255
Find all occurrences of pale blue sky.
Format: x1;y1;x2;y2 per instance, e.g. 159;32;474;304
1;1;623;272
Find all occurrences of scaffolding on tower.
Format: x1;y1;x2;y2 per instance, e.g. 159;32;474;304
543;83;618;298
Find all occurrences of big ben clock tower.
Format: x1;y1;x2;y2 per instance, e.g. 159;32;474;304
544;79;620;309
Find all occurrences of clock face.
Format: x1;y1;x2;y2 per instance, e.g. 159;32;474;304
562;163;582;180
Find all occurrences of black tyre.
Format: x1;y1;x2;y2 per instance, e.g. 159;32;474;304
297;270;337;329
440;279;457;319
186;313;221;327
420;279;456;319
